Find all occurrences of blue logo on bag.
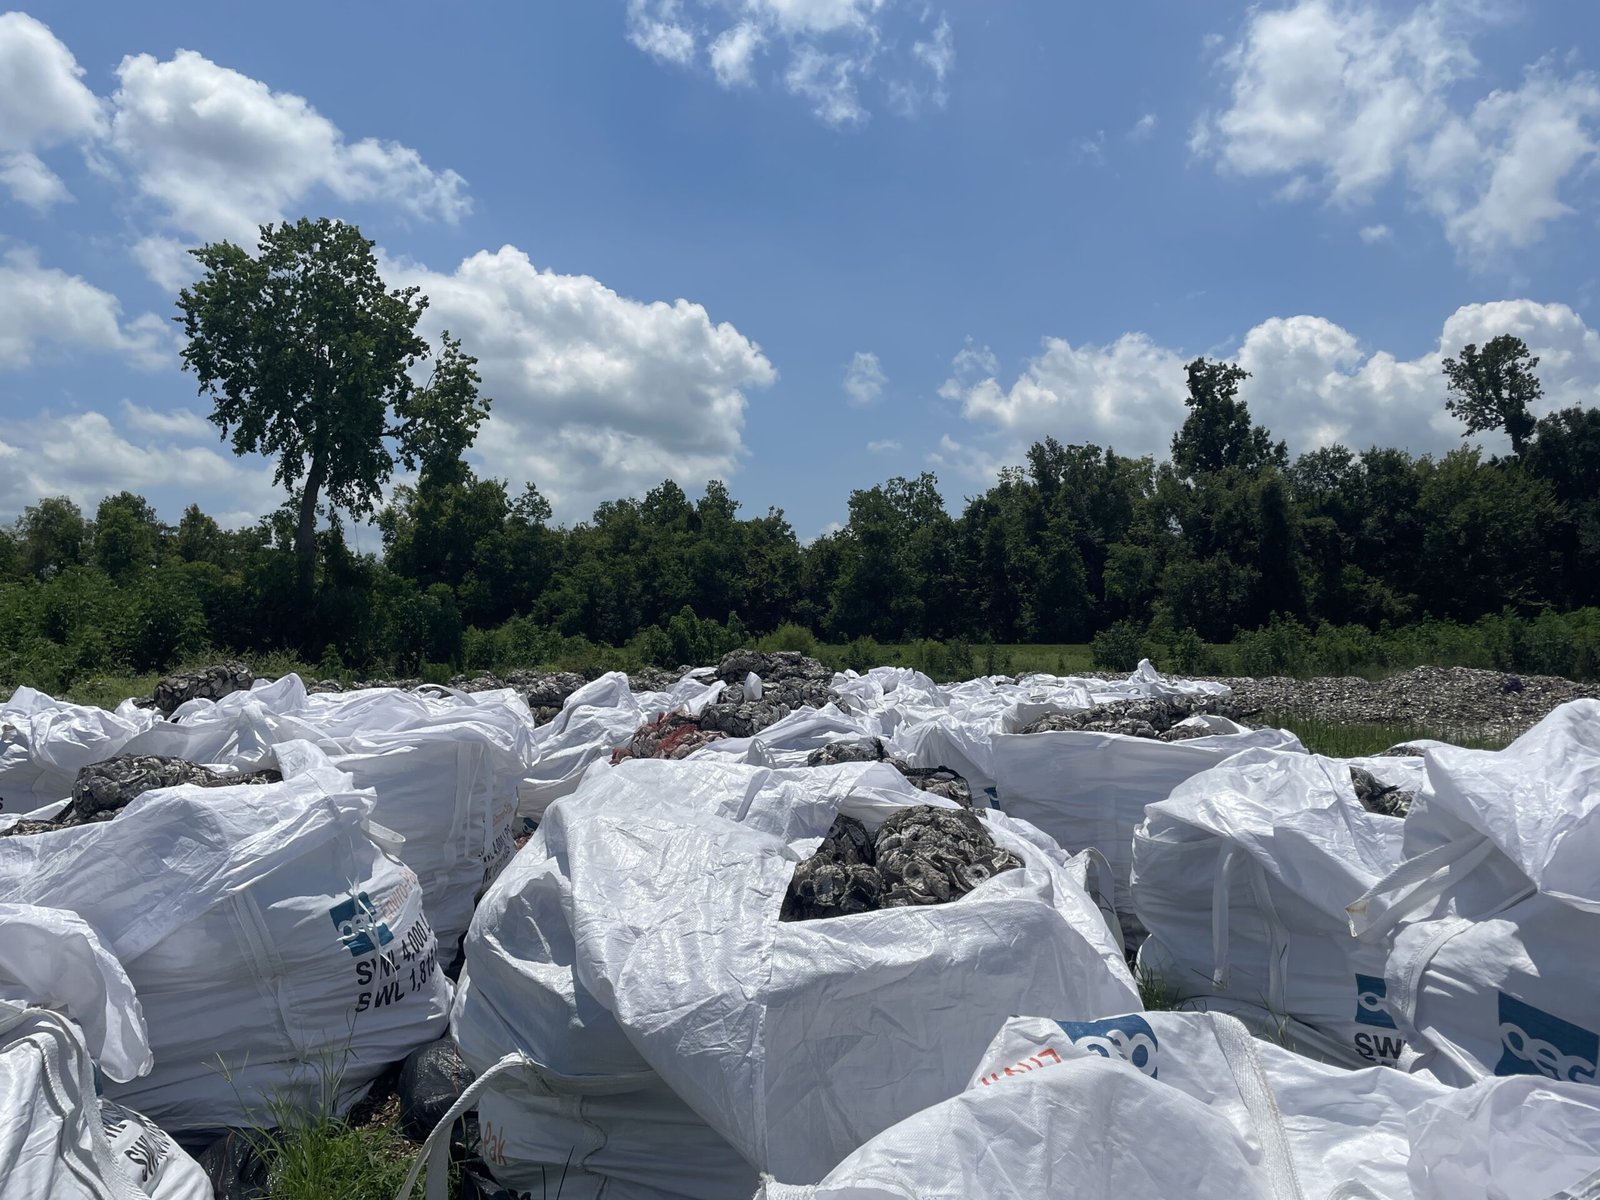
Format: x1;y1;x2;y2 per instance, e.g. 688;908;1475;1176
328;892;393;957
1355;974;1397;1029
1495;992;1598;1083
1058;1015;1159;1078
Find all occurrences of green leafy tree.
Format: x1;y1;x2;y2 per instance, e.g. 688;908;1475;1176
1415;448;1561;617
1171;358;1286;479
17;496;89;579
1524;406;1600;606
175;216;489;613
174;504;225;566
1443;335;1542;457
93;492;163;581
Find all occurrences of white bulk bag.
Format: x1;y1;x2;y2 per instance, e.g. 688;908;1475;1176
692;704;881;768
0;745;451;1129
247;698;534;955
0;687;157;816
514;672;644;821
890;713;1001;798
1;1004;213;1200
1132;749;1424;1068
1350;700;1600;1088
0;902;151;1084
990;723;1305;942
122;685;537;956
452;758;1136;1198
0;905;209;1200
755;1010;1600;1200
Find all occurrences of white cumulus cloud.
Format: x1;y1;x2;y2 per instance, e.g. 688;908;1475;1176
118;400;215;441
1193;0;1600;260
1359;223;1393;243
0;12;104;209
844;350;887;404
0;410;277;523
0;249;169;370
104;46;469;271
385;246;777;519
943;300;1600;479
867;438;901;453
710;22;765;87
627;0;698;65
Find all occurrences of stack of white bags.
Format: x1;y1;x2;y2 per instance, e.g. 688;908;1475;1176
1;902;211;1198
436;671;1600;1199
0;743;452;1130
9;662;1600;1200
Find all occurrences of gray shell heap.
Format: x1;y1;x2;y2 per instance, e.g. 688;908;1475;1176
781;805;1022;922
1;754;282;837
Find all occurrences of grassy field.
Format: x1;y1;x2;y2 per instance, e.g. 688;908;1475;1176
983;643;1097;676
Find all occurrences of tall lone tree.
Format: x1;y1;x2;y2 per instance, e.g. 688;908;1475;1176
176;217;490;611
1171;357;1285;478
1442;334;1542;458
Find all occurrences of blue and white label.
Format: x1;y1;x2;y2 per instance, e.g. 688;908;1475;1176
1058;1015;1160;1078
1495;992;1597;1084
1355;973;1397;1029
329;891;394;957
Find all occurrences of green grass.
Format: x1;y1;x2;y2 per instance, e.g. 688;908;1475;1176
48;650;322;710
1135;961;1187;1012
987;644;1096;676
1265;712;1510;757
257;1115;429;1200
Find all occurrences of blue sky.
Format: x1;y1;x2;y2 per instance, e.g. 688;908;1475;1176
2;1;1598;543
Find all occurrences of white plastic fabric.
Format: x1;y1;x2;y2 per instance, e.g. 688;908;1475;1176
118;677;539;955
0;1003;212;1200
0;903;151;1083
1351;700;1600;1088
453;757;1137;1198
693;705;882;768
1132;749;1425;1068
990;723;1306;942
1;687;157;816
514;672;642;820
243;691;534;954
0;745;451;1129
889;713;1002;797
0;905;208;1199
757;1010;1600;1200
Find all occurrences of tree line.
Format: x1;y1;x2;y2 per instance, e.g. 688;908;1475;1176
2;218;1598;689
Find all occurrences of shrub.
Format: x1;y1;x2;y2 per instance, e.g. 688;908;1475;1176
758;622;819;656
1090;620;1149;671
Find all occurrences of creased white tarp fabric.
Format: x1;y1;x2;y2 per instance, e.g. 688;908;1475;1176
839;659;1238;787
1351;700;1600;1089
990;724;1306;942
1132;748;1424;1067
0;906;208;1199
0;688;158;816
0;744;451;1128
757;1010;1600;1200
453;758;1137;1198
